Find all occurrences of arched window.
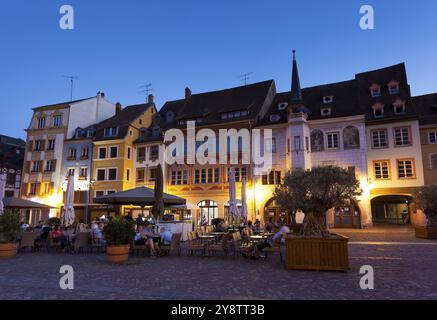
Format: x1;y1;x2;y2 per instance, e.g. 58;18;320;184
310;129;324;152
343;126;360;150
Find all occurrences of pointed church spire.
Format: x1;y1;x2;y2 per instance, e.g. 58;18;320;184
291;49;303;103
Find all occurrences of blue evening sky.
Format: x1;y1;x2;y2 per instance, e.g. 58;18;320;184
1;0;436;139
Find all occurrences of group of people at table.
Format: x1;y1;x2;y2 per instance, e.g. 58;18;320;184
20;214;290;259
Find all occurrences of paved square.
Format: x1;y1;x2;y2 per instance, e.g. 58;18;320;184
1;226;436;300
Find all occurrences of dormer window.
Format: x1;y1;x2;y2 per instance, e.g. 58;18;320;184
322;96;333;104
104;127;119;137
393;99;406;115
388;80;400;95
372;103;384;118
220;110;248;120
370;84;381;98
321;107;332;116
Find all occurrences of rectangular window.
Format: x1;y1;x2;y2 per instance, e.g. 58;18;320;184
79;167;88;179
29;183;37;195
397;159;415;179
149;168;157;181
81;147;89;159
37;117;46;129
95;191;105;198
374;161;390;180
327;132;340;149
214;168;220;183
67;147;77;160
394;127;411;146
34;140;44;151
6;173;16;185
98;147;107;159
107;190;117;195
97;169;106;181
262;171;281;185
201;169;206;184
108;168;117;181
137;147;146;161
171;170;188;185
104;127;118;137
372;129;388;148
31;161;41;172
389;85;400;95
127;147;132;160
43;183;51;195
47;139;55;151
194;170;200;184
431;154;437;170
136;168;145;181
150;146;159;160
293;136;301;151
371;88;381;97
53;115;62;127
110;146;118;158
428;131;437;144
45;160;55;172
67;168;75;177
126;169;130;181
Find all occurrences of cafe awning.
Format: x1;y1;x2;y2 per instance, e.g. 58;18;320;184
3;197;56;209
93;186;186;207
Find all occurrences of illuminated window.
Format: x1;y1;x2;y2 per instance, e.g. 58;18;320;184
428;131;437;144
371;129;388;148
394;127;411;146
397;159;415;179
374;161;390;180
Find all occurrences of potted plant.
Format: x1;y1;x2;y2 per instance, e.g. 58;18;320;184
48;217;62;226
0;209;22;259
102;216;135;264
275;166;361;272
413;186;437;239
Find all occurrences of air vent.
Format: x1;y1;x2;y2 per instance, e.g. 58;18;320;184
321;107;331;116
323;96;333;104
270;114;281;122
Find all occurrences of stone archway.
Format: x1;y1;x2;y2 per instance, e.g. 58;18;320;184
371;195;414;225
263;198;289;224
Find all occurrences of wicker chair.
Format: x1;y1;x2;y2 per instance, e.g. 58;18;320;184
231;232;253;258
19;232;39;252
207;235;229;257
160;233;182;256
186;231;206;256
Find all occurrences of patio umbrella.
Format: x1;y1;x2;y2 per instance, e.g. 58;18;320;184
151;164;165;222
241;177;248;219
0;174;6;214
228;167;239;220
62;175;75;226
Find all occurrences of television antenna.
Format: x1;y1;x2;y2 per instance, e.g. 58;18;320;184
138;83;154;96
239;72;253;86
62;75;79;101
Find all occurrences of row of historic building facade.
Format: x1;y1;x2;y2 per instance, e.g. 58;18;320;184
19;55;437;227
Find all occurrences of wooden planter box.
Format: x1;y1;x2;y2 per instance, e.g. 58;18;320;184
106;245;130;264
285;234;349;272
0;243;18;260
415;226;437;239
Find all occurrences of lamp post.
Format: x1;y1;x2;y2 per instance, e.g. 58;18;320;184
85;179;96;223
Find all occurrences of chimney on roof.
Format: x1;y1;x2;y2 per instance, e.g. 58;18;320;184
148;94;154;104
115;102;122;114
185;87;192;100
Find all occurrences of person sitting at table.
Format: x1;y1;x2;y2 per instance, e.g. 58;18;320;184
93;223;106;245
138;223;158;256
253;219;261;233
160;227;172;245
251;225;290;260
264;218;274;233
216;221;227;232
135;226;147;245
52;225;68;250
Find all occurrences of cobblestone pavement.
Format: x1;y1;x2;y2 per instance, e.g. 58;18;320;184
1;226;437;300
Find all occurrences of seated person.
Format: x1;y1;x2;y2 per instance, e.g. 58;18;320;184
215;222;227;232
253;219;261;233
93;223;106;245
51;225;68;249
252;225;290;260
134;226;147;245
160;227;172;245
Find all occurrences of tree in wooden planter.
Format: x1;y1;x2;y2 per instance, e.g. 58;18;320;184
0;209;22;259
274;166;362;271
102;216;135;263
414;186;437;239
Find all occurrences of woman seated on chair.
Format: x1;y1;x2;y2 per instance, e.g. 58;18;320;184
52;225;68;250
93;223;106;245
138;223;159;256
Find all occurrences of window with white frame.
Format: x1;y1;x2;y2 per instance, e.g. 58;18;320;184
372;129;388;148
96;169;106;181
293;136;301;151
137;147;146;161
262;170;281;185
34;140;44;151
108;168;117;180
67;168;75;177
31;161;41;172
79;167;88;179
372;103;384;118
47;139;55;151
397;159;415;179
29;183;37;195
370;85;381;98
127;147;132;160
393;100;406;115
45;160;55;172
109;146;118;158
81;147;89;159
195;168;220;184
430;154;437;170
227;167;247;182
95;190;105;197
67;147;77;159
388;81;400;95
374;160;390;180
98;147;107;159
53;115;62;127
149;145;159;160
104;127;119;137
394;127;411;146
265;138;276;154
37;117;46;129
428;131;437;144
326;132;340;149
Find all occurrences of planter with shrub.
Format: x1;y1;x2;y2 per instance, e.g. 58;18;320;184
414;186;437;239
0;209;21;259
275;166;361;272
102;216;135;263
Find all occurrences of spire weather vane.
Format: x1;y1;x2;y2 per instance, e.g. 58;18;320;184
62;75;79;101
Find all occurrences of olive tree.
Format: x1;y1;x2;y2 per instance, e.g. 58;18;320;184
414;186;437;227
274;166;362;237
